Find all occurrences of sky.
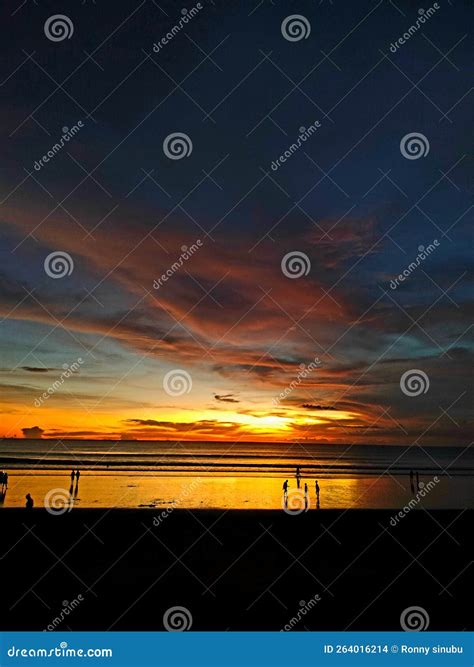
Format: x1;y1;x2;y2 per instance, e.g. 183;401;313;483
0;0;472;445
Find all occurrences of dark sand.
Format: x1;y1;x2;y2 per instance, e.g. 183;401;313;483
0;509;471;631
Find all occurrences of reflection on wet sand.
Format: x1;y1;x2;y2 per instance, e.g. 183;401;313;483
1;470;472;510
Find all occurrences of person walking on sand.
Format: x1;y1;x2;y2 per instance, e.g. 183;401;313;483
76;469;81;483
25;493;33;509
282;479;289;506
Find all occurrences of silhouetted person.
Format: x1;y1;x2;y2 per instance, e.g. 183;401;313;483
282;480;289;506
70;470;75;482
409;470;415;493
296;466;301;488
25;493;33;510
304;482;309;509
76;470;81;482
315;480;320;501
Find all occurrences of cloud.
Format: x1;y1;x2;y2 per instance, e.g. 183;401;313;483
301;404;338;410
21;367;52;373
214;393;240;403
22;426;44;438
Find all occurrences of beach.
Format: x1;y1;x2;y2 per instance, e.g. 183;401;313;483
1;440;472;632
0;508;471;631
1;470;473;510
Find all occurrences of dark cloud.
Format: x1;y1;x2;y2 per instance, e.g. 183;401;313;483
214;393;240;403
301;404;338;410
22;426;44;439
21;367;52;373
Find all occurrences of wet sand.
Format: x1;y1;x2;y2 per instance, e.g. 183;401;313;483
1;470;473;509
0;508;471;631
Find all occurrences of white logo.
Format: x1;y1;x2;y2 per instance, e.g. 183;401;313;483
163;606;193;631
163;133;193;160
44;488;72;515
44;251;74;279
44;15;74;42
400;606;430;631
400;370;430;396
281;15;311;42
282;488;309;515
163;369;192;396
400;133;430;160
281;251;311;279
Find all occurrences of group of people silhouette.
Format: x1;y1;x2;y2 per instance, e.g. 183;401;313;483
69;469;81;497
282;467;321;510
25;470;82;509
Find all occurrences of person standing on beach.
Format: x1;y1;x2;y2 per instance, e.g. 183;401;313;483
76;470;81;483
70;470;75;483
304;482;309;509
409;470;415;493
296;466;301;488
315;480;320;499
25;493;33;509
282;480;289;506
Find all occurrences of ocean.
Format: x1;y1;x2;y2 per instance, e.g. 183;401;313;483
0;439;472;476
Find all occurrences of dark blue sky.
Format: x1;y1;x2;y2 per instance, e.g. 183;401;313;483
0;0;472;444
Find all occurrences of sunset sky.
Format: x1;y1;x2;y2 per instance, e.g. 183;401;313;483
0;0;472;445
